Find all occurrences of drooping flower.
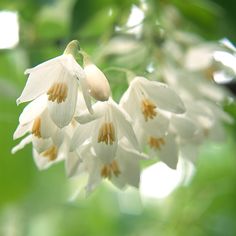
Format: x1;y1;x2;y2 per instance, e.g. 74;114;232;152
120;76;185;123
12;124;70;170
70;98;140;164
13;95;58;140
173;100;233;163
67;139;146;195
17;40;92;128
120;76;185;169
162;62;231;103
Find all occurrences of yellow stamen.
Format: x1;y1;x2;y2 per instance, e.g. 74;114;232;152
101;160;121;179
47;83;68;103
42;145;58;161
148;136;165;150
141;98;157;121
98;122;115;145
32;117;41;138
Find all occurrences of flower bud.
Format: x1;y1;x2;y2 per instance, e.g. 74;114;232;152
83;58;111;101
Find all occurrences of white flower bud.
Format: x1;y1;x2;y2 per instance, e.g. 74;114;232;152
84;62;111;101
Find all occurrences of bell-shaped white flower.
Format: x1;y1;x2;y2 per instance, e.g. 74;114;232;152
71;98;140;164
175;100;233;163
83;53;111;101
17;40;92;128
119;76;185;168
184;42;220;71
13;95;58;140
132;115;179;169
121;76;185;116
162;63;230;103
120;77;185;135
32;132;69;170
12;126;69;170
67;140;146;196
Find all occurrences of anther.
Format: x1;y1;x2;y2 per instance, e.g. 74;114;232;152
42;145;58;161
32;117;41;138
148;136;165;150
98;122;115;145
141;98;157;121
100;160;121;179
47;83;68;103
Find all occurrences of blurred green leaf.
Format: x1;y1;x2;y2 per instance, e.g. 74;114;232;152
71;0;139;36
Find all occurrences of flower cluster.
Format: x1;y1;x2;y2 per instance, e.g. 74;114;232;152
12;38;233;196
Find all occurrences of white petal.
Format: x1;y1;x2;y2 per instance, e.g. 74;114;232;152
171;115;197;139
48;75;78;128
136;77;185;113
85;155;102;196
119;143;148;160
159;134;179;169
110;100;140;151
75;101;105;124
132;122;147;148
180;143;199;164
110;174;126;189
65;151;82;177
79;75;93;114
197;80;229;102
33;149;58;170
13;122;32;140
93;137;118;164
75;91;89;114
202;100;233;124
142;110;169;137
40;110;58;138
17;57;64;104
65;54;85;79
33;139;65;170
70;122;95;151
52;129;65;147
32;136;52;153
119;84;139;117
114;146;141;188
19;94;48;124
11;135;32;154
56;136;69;161
24;55;64;74
184;43;217;70
71;59;93;114
33;149;50;170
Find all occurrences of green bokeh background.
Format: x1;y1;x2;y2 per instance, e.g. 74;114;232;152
0;0;236;235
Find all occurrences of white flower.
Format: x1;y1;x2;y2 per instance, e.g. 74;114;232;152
32;132;69;170
67;140;146;195
137;125;179;169
13;95;58;140
168;113;198;163
162;64;230;103
71;98;140;164
119;76;185;168
120;76;185;123
184;42;221;71
12;127;69;170
17;40;92;128
176;100;233;163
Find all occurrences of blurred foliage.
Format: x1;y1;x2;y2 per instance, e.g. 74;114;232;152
0;0;236;235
